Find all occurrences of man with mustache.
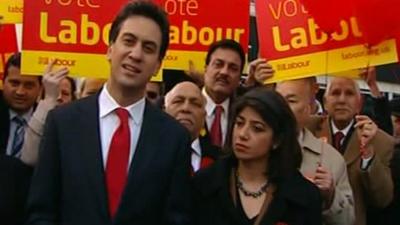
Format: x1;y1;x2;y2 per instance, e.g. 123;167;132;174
202;39;244;148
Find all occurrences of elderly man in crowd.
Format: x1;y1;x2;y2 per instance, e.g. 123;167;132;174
165;81;220;173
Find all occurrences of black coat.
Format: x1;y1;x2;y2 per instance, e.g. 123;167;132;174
0;92;11;154
25;94;193;225
192;157;322;225
0;155;33;225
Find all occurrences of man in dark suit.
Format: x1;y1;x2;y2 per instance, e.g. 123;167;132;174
0;52;42;157
26;2;192;225
201;40;245;148
198;41;275;148
165;81;220;173
0;155;32;225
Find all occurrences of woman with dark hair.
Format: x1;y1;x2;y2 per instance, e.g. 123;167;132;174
192;88;322;225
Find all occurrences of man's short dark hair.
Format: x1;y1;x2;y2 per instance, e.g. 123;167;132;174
4;52;21;81
205;39;246;73
3;52;41;83
108;1;170;60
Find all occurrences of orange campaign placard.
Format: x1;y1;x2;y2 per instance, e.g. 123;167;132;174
255;0;399;83
0;0;23;24
0;24;18;89
21;0;249;80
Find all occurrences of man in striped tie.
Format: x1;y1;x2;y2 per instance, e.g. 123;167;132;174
0;52;42;157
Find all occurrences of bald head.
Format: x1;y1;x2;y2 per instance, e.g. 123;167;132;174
276;78;314;129
165;82;206;140
80;78;106;98
324;77;361;99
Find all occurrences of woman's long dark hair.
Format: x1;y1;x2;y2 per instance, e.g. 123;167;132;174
225;88;302;184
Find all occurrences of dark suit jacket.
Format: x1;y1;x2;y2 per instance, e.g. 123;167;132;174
0;92;11;155
0;155;33;225
26;94;193;225
0;92;36;155
192;157;322;225
199;135;222;160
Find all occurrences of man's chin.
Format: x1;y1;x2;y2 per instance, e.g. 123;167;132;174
333;116;353;125
212;88;231;98
10;104;31;113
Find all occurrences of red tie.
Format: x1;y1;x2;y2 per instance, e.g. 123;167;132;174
210;105;223;147
105;108;131;218
333;131;344;153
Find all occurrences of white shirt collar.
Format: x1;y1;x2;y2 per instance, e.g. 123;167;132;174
9;108;33;122
191;138;202;156
331;119;354;136
202;88;230;116
99;83;145;125
298;129;304;146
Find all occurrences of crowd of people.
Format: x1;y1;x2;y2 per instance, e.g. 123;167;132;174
0;1;399;225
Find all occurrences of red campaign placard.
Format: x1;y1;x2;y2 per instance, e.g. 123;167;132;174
21;0;249;78
256;0;365;60
160;0;249;52
23;0;249;55
0;24;18;81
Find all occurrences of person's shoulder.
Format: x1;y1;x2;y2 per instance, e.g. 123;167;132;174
371;128;395;157
192;157;231;196
318;139;346;167
53;94;97;114
306;115;328;134
375;128;395;143
281;171;321;206
146;103;188;135
290;171;319;190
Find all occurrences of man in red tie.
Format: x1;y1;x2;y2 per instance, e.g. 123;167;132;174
165;81;220;173
25;2;192;225
308;77;394;225
202;40;245;147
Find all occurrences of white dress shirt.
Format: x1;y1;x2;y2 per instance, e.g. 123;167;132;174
202;89;230;145
6;108;33;156
99;84;145;169
191;138;202;172
331;120;353;146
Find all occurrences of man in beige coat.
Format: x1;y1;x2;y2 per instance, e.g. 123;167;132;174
308;77;394;225
276;78;355;225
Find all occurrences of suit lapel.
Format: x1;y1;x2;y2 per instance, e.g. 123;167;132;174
79;94;109;218
317;116;332;145
116;102;161;215
343;131;360;165
319;117;360;165
0;107;10;155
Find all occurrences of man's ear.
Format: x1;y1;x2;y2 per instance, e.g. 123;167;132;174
358;94;364;113
106;44;113;62
323;95;327;109
153;60;162;76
